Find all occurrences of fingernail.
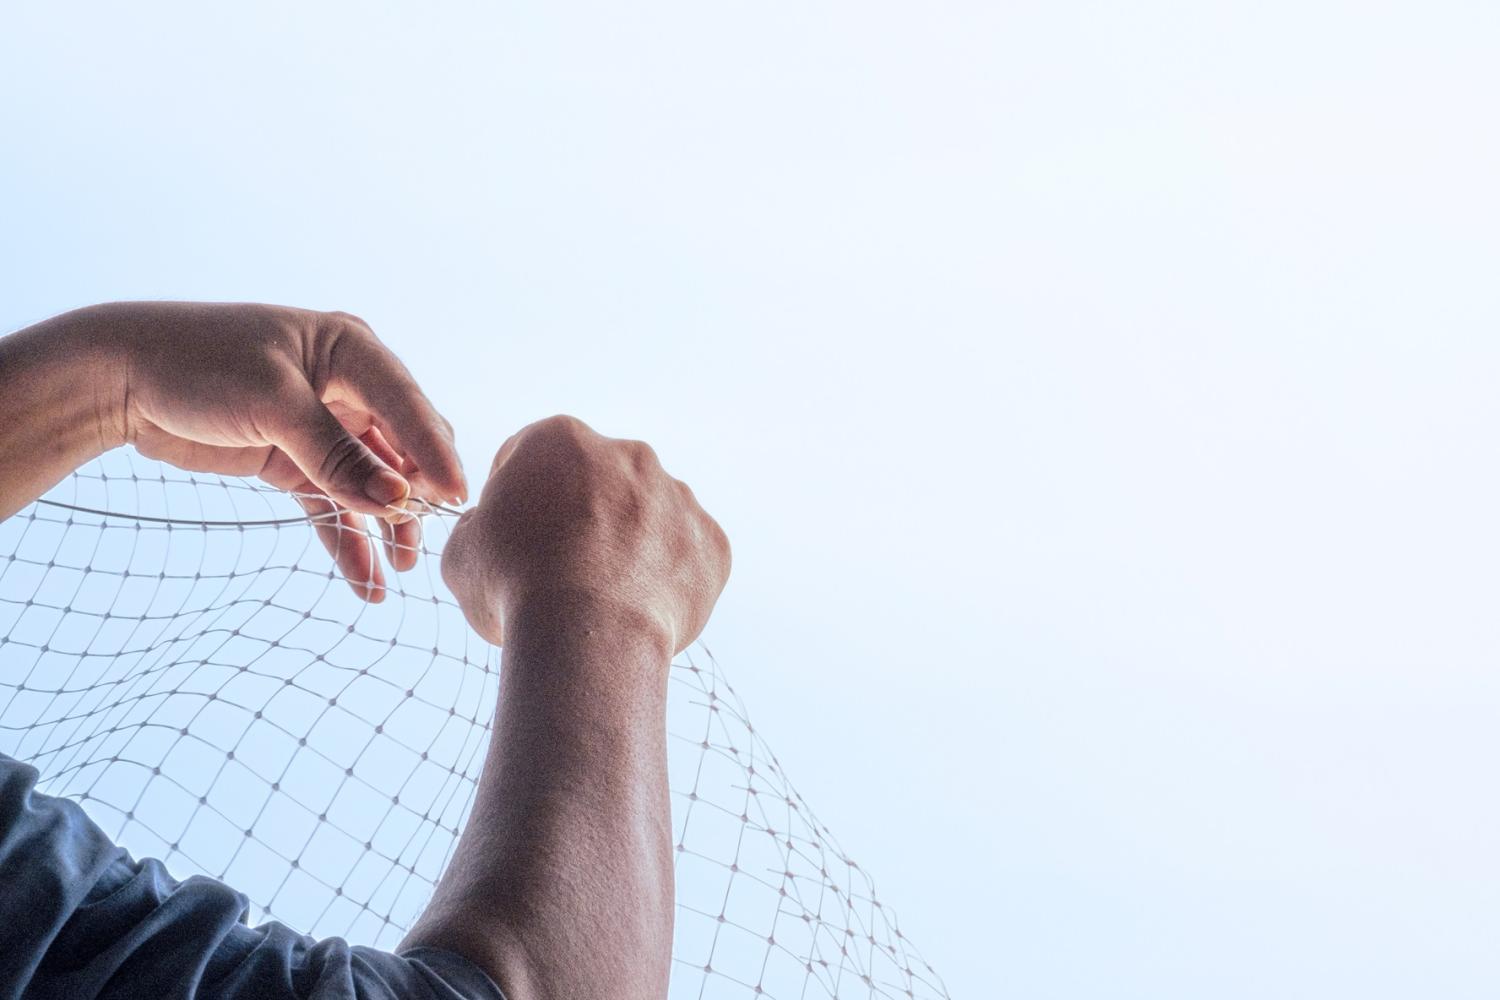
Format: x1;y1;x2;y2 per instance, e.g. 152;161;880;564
364;468;409;507
383;502;415;525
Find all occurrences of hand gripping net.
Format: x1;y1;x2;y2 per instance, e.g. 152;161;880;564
0;451;949;1000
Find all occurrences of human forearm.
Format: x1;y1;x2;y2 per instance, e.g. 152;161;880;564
410;415;729;999
0;309;124;520
401;591;676;1000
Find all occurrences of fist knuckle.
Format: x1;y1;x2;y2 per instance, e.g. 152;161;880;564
624;439;659;472
537;413;587;438
489;435;521;477
716;527;732;575
704;518;729;562
708;512;729;548
325;310;375;337
673;478;700;508
525;414;594;459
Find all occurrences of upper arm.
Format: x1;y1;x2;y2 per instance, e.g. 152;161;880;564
0;753;505;1000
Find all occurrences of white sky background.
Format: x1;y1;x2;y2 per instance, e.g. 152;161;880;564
2;3;1499;997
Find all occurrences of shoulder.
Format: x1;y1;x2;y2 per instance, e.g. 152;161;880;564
0;752;131;995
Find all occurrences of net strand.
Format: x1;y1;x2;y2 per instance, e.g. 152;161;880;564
1;451;948;999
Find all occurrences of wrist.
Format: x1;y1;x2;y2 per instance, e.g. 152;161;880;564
502;585;676;663
49;305;133;450
13;306;132;453
0;306;130;519
0;309;126;452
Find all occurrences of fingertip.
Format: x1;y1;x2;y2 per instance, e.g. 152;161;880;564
364;468;410;508
398;520;422;572
351;574;386;603
409;480;464;511
384;417;465;508
422;458;467;507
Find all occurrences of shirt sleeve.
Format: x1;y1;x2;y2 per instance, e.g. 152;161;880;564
0;753;506;1000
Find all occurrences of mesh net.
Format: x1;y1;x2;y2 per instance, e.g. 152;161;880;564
0;449;949;999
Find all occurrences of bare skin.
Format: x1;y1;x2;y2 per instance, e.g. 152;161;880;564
402;414;732;1000
0;302;468;598
0;304;732;999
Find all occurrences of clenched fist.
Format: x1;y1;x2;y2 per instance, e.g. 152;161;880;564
442;415;731;655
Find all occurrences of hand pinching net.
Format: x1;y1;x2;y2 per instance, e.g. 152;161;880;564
0;449;948;999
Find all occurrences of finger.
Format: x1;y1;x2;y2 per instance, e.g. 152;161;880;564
377;512;423;573
294;489;386;602
359;427;422;523
323;317;468;504
354;426;422;569
481;417;548;484
280;469;384;595
256;449;315;493
377;518;396;569
262;442;413;590
390;510;422;571
268;379;412;517
135;424;397;599
277;416;416;523
360;424;404;475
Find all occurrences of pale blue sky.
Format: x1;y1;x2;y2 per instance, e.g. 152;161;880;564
4;3;1500;997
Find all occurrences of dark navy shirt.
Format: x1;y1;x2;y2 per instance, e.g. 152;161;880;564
0;753;505;1000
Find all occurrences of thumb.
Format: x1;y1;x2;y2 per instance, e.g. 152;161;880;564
268;384;410;515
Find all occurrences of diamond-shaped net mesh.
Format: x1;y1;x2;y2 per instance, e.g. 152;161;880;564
0;450;948;999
